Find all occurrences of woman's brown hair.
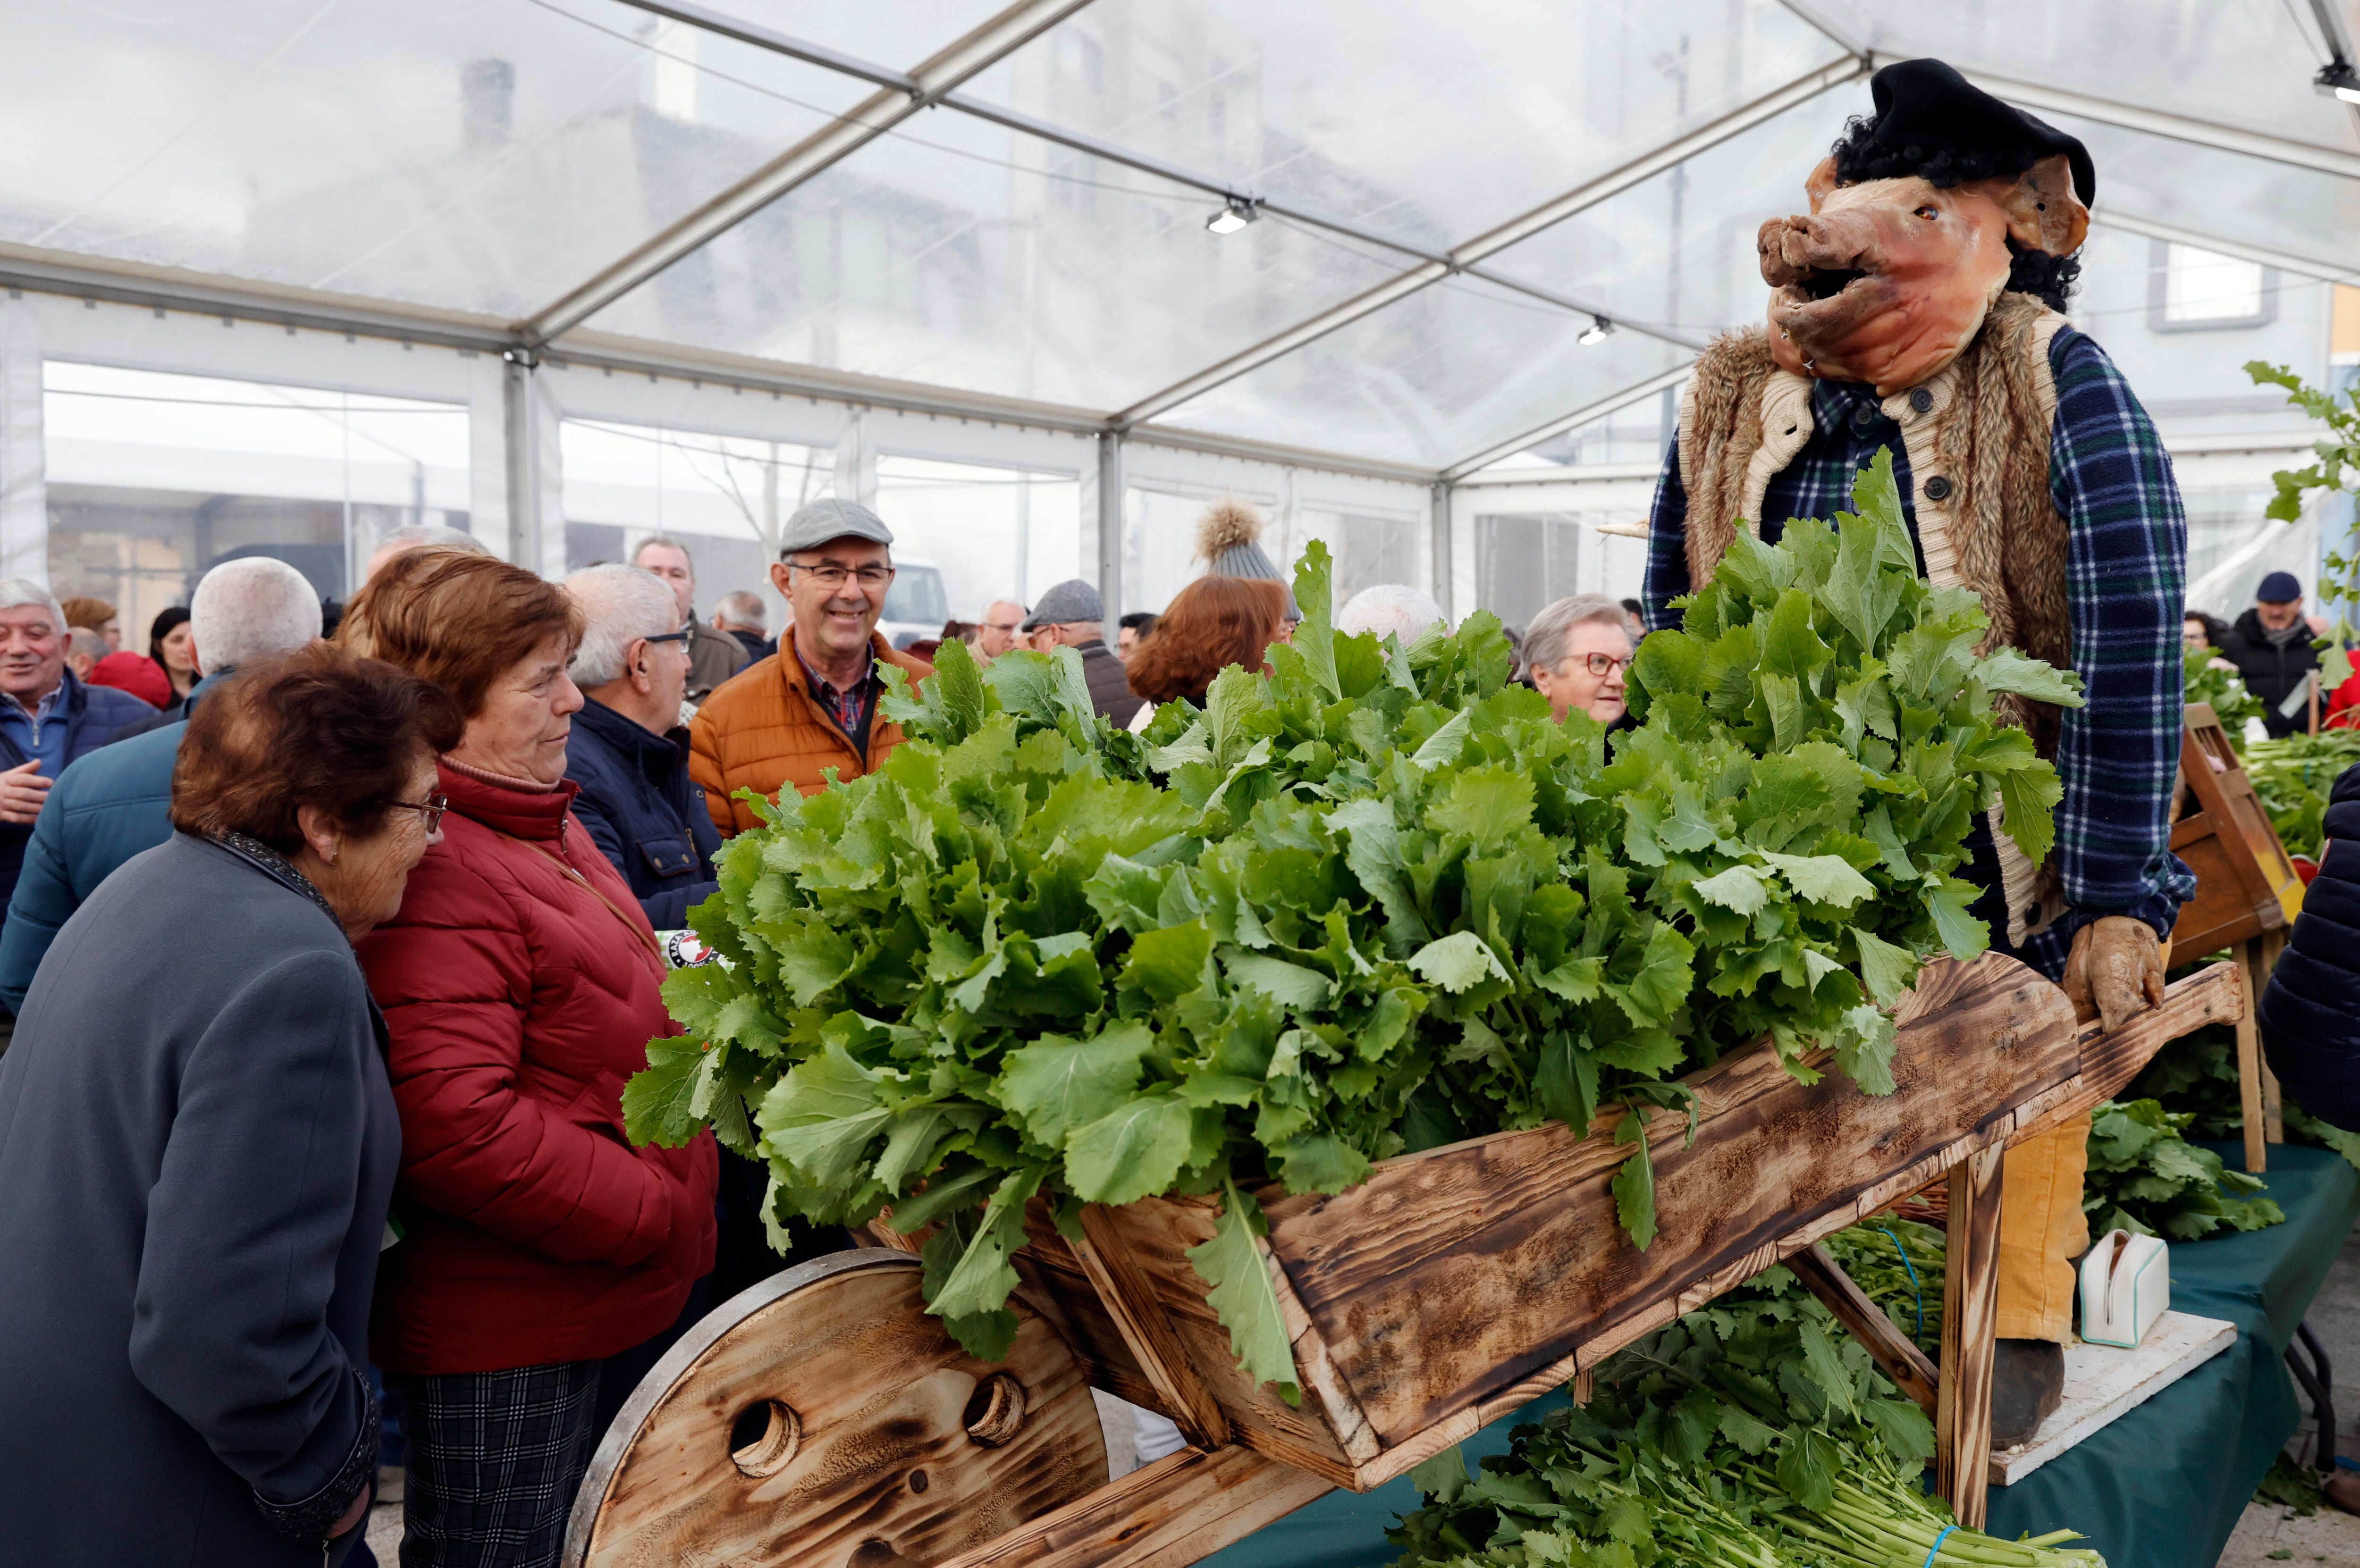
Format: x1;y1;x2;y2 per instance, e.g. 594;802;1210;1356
172;645;464;855
1124;576;1289;706
337;550;582;717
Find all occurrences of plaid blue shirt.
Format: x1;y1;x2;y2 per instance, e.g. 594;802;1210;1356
1643;327;2195;979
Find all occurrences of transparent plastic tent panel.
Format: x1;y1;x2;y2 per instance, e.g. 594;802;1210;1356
697;0;1023;70
2048;111;2360;276
1483;92;1858;352
1153;272;1688;469
583;107;1409;411
1793;0;2360;154
0;0;882;319
954;0;1846;247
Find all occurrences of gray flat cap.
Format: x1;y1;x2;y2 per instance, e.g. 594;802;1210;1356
781;497;893;555
1022;578;1104;630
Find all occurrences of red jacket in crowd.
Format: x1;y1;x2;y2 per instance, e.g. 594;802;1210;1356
358;762;717;1374
2328;669;2360;730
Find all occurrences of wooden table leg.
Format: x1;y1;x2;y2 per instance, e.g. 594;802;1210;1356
2258;931;2287;1145
2234;938;2268;1173
1936;1143;2004;1530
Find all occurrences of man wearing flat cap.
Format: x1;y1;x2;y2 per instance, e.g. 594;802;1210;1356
688;498;933;837
1643;59;2194;1443
1023;578;1143;728
2222;570;2325;738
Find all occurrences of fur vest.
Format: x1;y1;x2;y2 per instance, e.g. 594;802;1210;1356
1674;293;2073;944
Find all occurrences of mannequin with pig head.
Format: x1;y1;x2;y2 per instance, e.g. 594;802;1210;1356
1643;58;2194;1452
1761;151;2090;394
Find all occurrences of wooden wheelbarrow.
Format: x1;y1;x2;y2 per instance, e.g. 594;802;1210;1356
562;954;2242;1568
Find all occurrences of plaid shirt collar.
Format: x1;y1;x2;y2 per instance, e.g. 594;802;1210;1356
794;640;880;739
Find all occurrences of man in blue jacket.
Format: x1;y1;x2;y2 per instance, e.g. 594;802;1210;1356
0;580;155;1041
560;563;720;930
0;560;321;1017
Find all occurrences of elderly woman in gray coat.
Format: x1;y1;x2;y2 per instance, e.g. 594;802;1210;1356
0;645;462;1568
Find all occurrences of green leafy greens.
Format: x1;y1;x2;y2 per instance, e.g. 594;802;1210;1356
1387;1246;2102;1567
625;450;2076;1393
2082;1098;2284;1241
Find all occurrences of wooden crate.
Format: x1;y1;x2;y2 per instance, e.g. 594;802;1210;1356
1004;954;2242;1497
2169;703;2305;955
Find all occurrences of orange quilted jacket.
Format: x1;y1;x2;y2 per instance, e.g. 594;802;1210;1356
688;628;933;837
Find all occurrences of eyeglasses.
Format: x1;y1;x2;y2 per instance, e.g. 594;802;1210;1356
1567;652;1633;678
384;791;449;835
785;562;895;590
641;629;694;646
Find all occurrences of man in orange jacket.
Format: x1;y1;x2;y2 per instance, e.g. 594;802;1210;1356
690;498;933;837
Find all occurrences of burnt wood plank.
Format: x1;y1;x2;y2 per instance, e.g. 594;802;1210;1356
929;1444;1331;1568
1090;1195;1368;1485
1936;1143;2005;1530
1254;954;2079;1446
1788;1242;1940;1415
2021;961;2242;1135
1071;1205;1231;1451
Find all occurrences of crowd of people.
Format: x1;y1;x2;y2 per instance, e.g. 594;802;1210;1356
0;486;1660;1567
25;477;2339;1566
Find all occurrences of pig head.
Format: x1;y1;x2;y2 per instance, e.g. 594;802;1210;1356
1760;152;2089;395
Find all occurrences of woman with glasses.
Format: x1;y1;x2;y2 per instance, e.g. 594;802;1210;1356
1525;594;1637;728
0;646;460;1567
337;551;717;1568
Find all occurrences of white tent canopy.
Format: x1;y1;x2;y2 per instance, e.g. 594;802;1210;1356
2;0;2354;620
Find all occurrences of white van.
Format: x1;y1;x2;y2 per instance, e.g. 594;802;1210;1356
877;557;949;649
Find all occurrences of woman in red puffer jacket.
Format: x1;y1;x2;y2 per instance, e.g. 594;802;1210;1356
341;550;716;1568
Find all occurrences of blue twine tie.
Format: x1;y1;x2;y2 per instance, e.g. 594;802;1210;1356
1880;1225;1925;1346
1921;1524;1958;1567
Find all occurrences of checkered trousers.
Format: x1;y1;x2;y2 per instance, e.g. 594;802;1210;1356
393;1360;603;1568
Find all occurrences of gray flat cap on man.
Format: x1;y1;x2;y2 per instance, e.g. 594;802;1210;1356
780;497;894;554
1022;579;1105;630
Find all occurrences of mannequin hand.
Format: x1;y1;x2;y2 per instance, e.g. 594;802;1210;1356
2062;916;2166;1033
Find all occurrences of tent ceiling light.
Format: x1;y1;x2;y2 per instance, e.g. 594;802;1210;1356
1205;198;1259;235
1579;317;1614;346
2319;60;2360;104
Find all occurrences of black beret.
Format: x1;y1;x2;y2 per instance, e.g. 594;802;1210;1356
1838;58;2096;206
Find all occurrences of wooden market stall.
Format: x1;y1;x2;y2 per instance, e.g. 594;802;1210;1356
561;953;2243;1568
2169;702;2309;1170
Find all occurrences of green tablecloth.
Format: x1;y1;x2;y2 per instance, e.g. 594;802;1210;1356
1203;1141;2358;1568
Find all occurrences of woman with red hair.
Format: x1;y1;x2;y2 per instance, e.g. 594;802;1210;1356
1121;575;1289;727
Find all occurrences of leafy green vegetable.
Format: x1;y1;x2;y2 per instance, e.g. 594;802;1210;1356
1387;1246;2103;1568
2083;1098;2284;1241
1820;1217;1946;1358
2128;1025;2360;1176
2183;646;2264;749
625;449;2075;1386
2244;728;2360;860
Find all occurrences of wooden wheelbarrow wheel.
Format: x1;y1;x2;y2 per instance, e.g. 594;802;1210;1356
562;1249;1108;1568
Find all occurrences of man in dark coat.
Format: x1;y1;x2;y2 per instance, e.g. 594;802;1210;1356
2219;571;2323;738
2259;761;2360;1126
0;558;323;1015
1022;578;1143;728
562;564;723;930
